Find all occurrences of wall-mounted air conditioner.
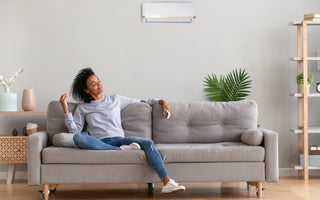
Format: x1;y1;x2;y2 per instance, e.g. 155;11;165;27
142;3;196;23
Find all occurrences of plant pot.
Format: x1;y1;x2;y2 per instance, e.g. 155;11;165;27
298;84;310;94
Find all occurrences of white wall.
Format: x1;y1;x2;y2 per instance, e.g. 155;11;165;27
1;0;320;175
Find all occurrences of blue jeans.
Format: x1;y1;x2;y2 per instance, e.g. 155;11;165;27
73;132;169;180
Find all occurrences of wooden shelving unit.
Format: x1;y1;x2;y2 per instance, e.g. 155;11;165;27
290;20;320;180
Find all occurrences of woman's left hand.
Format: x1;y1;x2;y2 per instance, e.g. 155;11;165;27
159;100;171;117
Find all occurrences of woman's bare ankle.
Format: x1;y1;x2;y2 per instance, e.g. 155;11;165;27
162;176;170;185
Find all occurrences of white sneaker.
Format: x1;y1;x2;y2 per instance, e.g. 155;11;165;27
120;142;141;150
161;179;185;194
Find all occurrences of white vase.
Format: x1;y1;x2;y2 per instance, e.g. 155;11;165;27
0;87;17;111
22;89;36;111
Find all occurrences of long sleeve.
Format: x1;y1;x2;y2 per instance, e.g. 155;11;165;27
116;95;159;110
64;106;85;134
141;98;160;106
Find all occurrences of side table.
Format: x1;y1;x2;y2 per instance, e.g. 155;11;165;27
0;136;28;184
0;110;46;184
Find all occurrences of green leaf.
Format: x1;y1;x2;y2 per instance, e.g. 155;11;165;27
203;68;252;102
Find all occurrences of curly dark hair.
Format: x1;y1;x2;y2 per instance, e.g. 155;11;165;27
71;68;96;103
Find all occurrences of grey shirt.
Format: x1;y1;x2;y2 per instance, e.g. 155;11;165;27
65;95;159;139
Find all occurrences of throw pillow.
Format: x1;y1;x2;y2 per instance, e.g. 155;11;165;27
241;129;263;146
52;133;77;148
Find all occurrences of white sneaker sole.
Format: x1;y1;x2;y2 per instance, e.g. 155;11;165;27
131;142;141;150
120;142;141;150
162;186;185;194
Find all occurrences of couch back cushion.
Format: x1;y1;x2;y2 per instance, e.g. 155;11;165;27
47;101;152;144
47;101;78;144
152;100;258;144
120;103;152;139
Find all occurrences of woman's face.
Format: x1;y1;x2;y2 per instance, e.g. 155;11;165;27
85;75;104;97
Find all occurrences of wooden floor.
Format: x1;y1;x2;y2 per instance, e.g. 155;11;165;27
1;177;320;200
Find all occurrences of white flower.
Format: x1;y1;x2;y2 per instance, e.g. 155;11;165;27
0;69;24;87
9;77;15;84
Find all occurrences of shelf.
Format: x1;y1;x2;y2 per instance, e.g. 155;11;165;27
290;127;320;134
290;93;320;97
0;111;46;114
290;21;320;26
290;57;320;61
294;165;320;170
290;17;320;180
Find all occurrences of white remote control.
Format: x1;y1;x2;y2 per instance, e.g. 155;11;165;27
165;110;171;119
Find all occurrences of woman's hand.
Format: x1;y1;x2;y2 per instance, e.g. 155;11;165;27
59;93;69;114
159;100;171;118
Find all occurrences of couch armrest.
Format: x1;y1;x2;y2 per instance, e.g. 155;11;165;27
27;131;48;185
259;128;279;182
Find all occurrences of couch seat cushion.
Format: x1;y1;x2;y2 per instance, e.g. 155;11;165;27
42;146;148;164
156;142;265;163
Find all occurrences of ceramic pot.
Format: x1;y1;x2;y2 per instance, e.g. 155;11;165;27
298;84;310;94
22;89;36;111
12;128;18;136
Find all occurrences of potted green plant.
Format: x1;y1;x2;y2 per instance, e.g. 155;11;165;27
296;73;313;94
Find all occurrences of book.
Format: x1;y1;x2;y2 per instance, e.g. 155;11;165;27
310;145;320;155
300;154;320;165
304;17;320;21
304;14;320;18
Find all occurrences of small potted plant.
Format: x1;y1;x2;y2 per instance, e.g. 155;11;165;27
296;73;313;93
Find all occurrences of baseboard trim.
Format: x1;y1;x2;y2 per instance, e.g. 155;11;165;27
279;167;320;177
1;168;320;180
279;168;299;176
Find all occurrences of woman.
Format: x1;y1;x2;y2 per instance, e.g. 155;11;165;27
59;68;185;194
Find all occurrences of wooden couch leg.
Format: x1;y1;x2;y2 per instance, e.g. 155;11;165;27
41;184;57;200
257;182;262;198
43;184;49;200
247;181;263;198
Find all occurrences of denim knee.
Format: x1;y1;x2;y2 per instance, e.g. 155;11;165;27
73;133;86;147
141;139;155;151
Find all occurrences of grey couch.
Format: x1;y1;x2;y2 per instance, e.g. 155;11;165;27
28;100;278;199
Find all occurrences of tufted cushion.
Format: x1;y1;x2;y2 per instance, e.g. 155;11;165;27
152;100;258;143
121;103;152;139
241;129;263;146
